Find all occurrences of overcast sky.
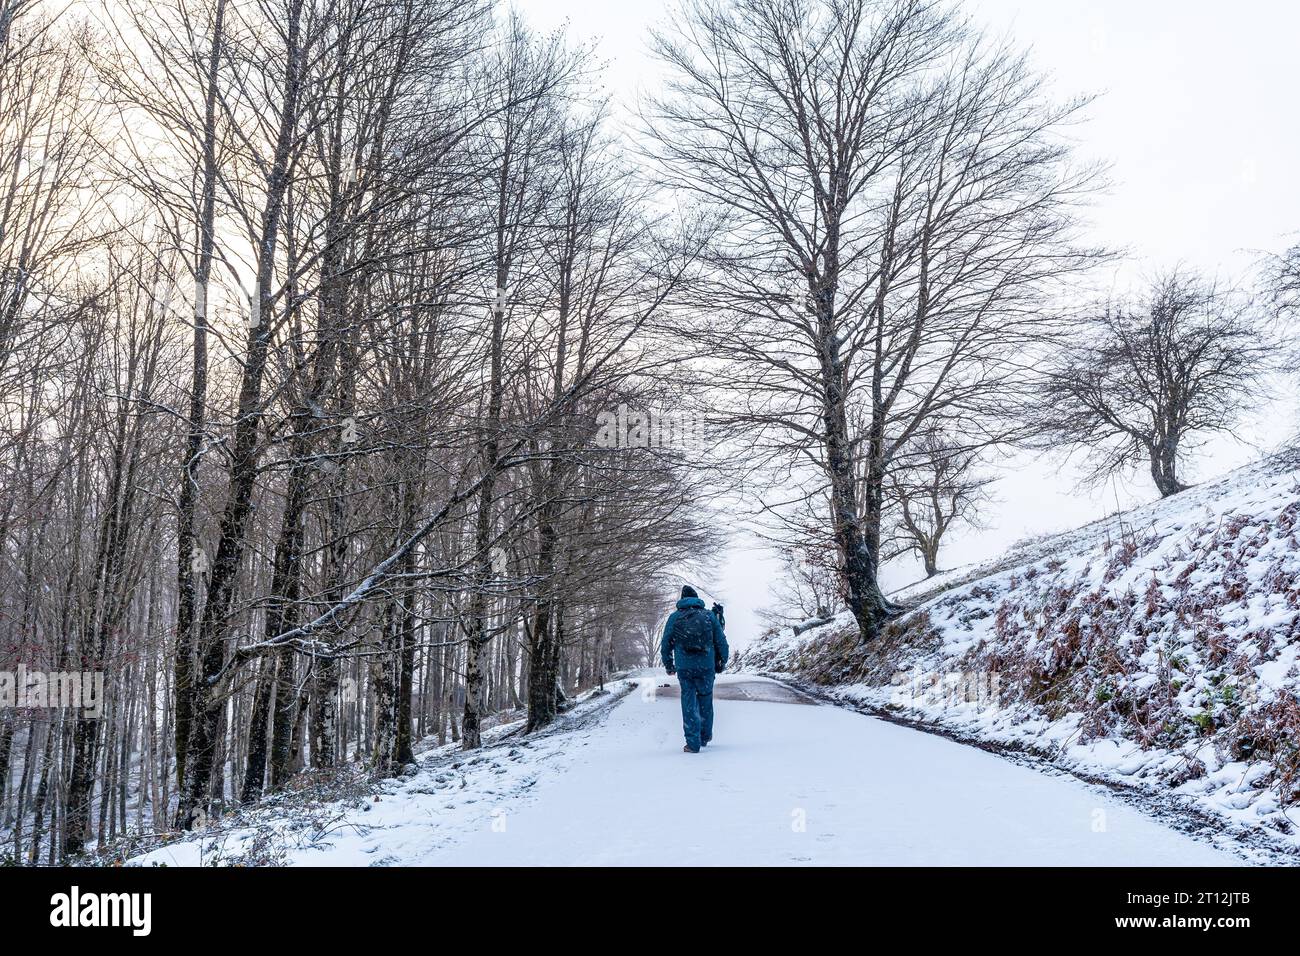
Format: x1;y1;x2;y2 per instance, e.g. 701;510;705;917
514;0;1300;645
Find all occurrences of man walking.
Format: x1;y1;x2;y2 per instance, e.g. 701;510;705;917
660;585;729;753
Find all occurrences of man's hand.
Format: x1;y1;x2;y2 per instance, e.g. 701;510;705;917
666;667;676;676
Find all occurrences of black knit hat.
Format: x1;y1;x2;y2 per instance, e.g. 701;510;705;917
680;584;699;599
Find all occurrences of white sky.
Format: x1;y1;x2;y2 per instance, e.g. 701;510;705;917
519;0;1300;646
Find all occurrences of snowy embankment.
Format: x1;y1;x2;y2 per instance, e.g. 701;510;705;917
736;452;1300;857
120;684;636;866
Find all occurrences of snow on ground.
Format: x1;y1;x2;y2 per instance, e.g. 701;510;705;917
736;452;1300;859
131;674;1240;866
127;685;632;867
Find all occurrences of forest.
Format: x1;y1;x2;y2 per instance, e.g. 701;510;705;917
0;0;1295;863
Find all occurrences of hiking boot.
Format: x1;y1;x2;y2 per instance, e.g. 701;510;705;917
682;745;699;753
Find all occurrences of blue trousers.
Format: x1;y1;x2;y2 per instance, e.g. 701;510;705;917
677;669;715;751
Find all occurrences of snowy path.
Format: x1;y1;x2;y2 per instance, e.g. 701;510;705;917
134;674;1240;866
422;674;1236;866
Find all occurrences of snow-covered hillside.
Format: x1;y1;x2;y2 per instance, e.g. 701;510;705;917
736;452;1300;855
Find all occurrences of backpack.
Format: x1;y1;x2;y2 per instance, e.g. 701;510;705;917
673;606;712;653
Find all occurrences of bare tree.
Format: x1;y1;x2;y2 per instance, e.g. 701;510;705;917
91;0;237;803
1266;241;1300;319
759;540;842;630
62;252;182;858
1036;270;1273;497
0;0;104;416
458;14;580;749
883;428;990;577
1264;241;1300;386
645;0;1101;642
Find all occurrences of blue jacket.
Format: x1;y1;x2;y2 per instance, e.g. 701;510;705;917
660;597;729;674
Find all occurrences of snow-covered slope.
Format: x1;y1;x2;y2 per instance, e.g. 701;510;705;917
119;684;637;866
736;452;1300;855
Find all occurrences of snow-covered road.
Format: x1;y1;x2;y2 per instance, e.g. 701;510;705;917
134;673;1242;866
423;674;1238;866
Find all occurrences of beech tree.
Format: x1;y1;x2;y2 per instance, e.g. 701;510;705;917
1036;271;1272;497
883;429;990;577
760;541;843;629
645;0;1101;641
1267;241;1300;318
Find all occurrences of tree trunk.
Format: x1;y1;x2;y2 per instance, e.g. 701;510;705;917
174;0;227;797
394;542;417;766
370;606;398;774
177;0;306;830
462;271;506;749
240;657;275;802
526;497;560;731
0;717;13;817
922;536;939;577
819;287;889;642
1150;438;1186;497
